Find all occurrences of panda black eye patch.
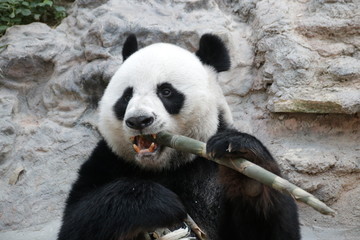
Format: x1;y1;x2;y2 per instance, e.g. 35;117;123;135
157;82;185;114
113;87;133;120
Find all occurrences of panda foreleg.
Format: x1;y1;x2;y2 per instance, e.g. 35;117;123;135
58;179;187;240
207;129;300;239
207;128;282;198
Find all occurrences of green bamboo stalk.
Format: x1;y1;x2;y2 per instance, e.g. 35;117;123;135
184;214;207;240
155;131;336;216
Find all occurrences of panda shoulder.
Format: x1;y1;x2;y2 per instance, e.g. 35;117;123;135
77;140;128;180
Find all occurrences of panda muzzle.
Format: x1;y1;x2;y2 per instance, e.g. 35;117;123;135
131;134;159;154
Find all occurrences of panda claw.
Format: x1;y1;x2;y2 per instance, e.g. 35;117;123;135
226;143;232;153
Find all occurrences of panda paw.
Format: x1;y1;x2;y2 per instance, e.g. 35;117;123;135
207;129;282;200
206;129;272;165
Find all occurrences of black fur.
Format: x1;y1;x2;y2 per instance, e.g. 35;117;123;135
207;129;300;239
113;87;133;120
58;130;300;240
217;112;228;132
220;193;300;240
58;140;188;240
122;34;138;61
157;82;185;114
207;129;277;167
196;34;231;72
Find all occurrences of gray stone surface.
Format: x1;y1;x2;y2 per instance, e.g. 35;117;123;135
0;220;60;240
0;0;359;239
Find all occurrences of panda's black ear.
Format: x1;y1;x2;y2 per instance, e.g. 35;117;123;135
196;34;231;72
122;34;138;61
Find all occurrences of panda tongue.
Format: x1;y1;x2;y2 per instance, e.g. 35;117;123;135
138;137;152;149
134;136;157;153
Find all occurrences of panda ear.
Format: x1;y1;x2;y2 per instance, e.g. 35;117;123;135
196;34;231;72
122;34;138;61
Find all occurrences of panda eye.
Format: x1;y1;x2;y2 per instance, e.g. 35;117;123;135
159;88;172;98
123;94;132;103
121;87;133;103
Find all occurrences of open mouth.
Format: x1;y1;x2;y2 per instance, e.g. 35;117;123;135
130;134;159;154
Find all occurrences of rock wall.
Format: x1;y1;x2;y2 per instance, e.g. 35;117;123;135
0;0;359;239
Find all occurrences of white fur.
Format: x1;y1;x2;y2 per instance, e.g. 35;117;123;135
98;43;233;169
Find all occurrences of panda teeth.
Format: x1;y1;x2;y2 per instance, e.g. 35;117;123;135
133;144;141;153
148;142;156;152
131;135;158;154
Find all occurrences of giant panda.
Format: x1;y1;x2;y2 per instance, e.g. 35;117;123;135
57;34;300;240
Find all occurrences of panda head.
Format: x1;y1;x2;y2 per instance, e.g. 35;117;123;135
99;34;233;170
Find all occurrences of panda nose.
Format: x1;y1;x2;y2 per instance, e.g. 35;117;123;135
125;116;154;130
